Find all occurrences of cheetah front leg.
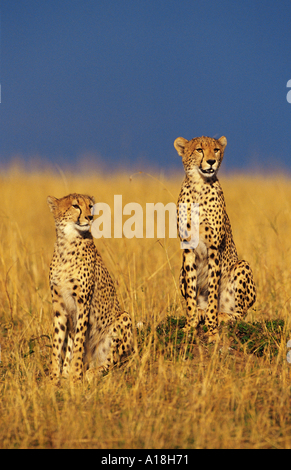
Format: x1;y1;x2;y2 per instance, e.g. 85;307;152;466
69;303;91;381
50;288;69;381
61;319;74;378
179;251;186;298
182;249;200;332
204;246;221;342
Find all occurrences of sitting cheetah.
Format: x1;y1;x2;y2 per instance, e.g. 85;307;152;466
47;193;133;381
174;135;256;342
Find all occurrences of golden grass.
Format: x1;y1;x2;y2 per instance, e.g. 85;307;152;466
1;166;291;449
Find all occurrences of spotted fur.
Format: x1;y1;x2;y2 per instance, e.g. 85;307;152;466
47;193;133;381
174;136;256;342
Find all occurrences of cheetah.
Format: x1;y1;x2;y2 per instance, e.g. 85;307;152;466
174;135;256;342
47;193;133;381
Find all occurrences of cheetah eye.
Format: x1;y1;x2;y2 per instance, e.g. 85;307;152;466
72;204;80;210
196;148;203;153
214;148;220;153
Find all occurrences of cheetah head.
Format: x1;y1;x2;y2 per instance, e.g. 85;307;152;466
174;135;227;179
47;193;95;237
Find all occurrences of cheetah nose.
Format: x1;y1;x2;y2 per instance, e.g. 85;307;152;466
207;159;216;166
87;215;93;221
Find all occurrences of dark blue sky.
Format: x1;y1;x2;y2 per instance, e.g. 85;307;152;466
1;0;291;172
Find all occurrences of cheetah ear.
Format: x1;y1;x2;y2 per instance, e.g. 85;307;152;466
174;137;188;157
47;196;58;213
218;136;227;149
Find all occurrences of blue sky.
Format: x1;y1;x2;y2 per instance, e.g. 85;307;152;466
0;0;291;172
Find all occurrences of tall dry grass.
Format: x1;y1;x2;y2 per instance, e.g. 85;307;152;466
0;166;291;449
